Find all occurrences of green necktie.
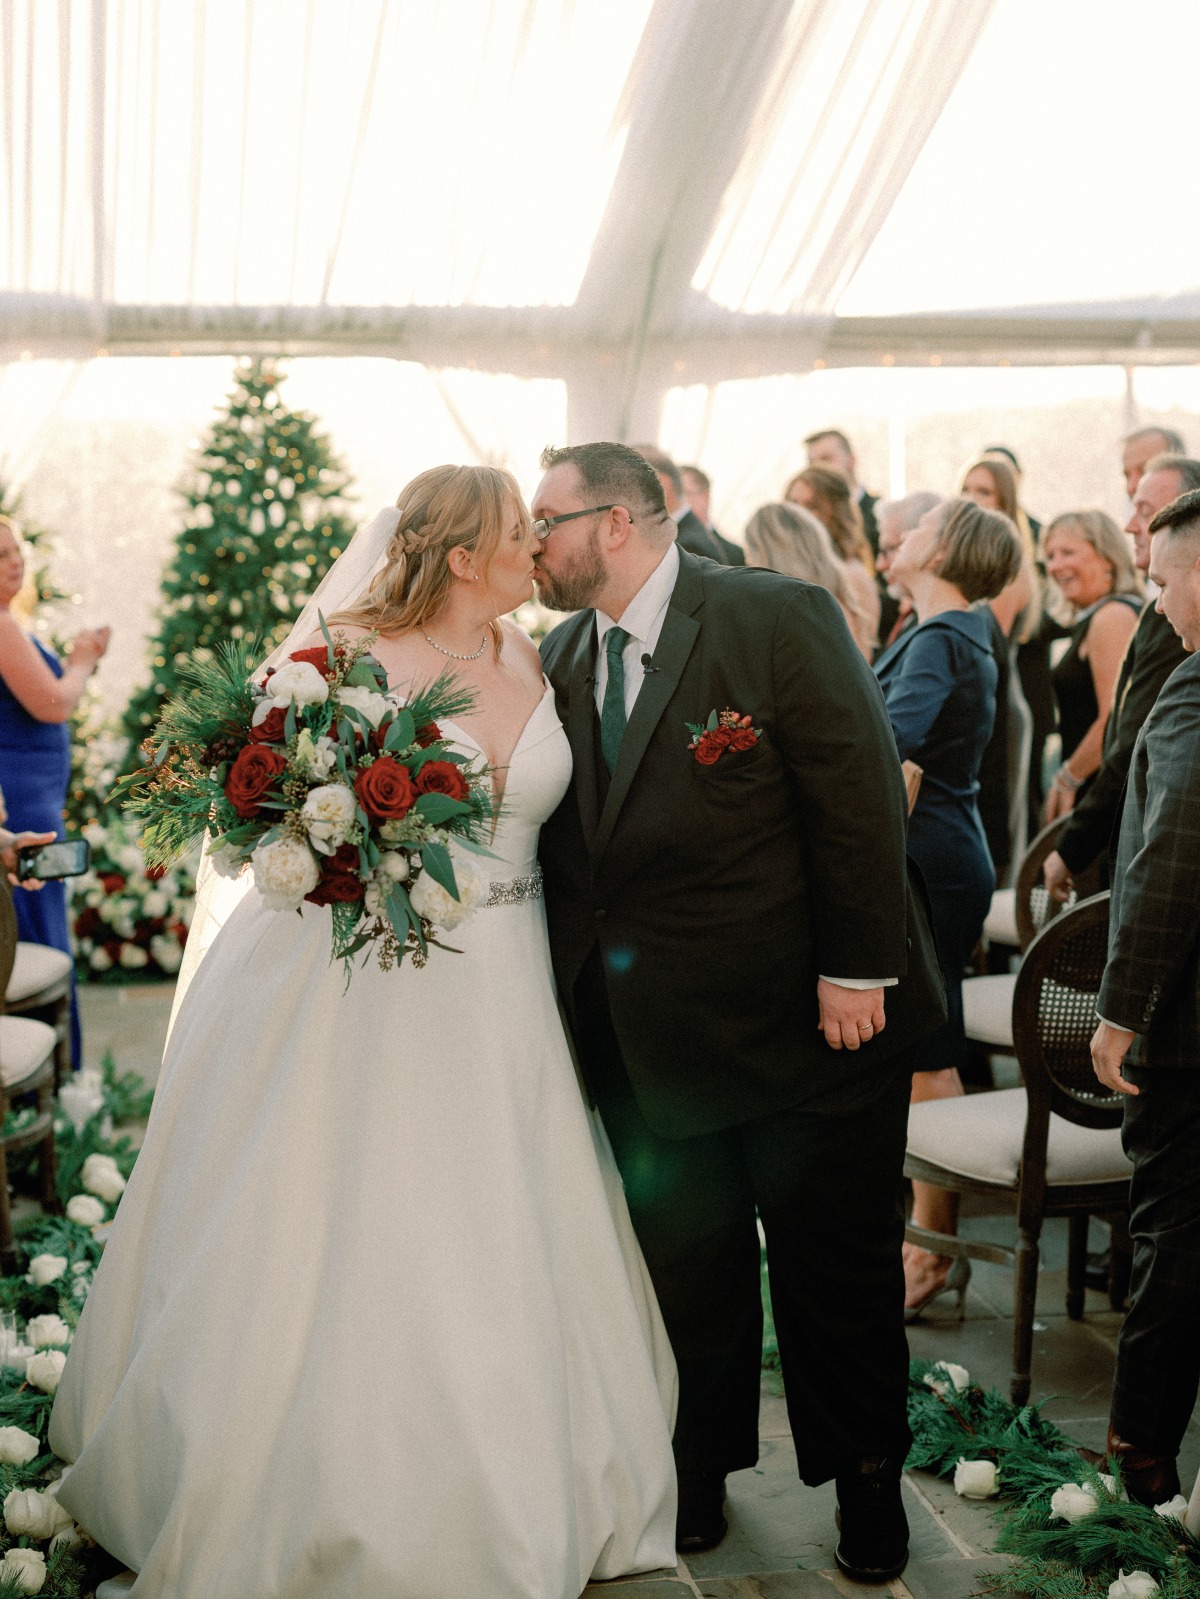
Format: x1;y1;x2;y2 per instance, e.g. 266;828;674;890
600;625;630;774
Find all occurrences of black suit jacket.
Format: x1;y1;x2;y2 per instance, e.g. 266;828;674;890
674;508;728;564
859;492;880;557
538;549;945;1139
1057;602;1189;875
711;528;746;567
1098;648;1200;1069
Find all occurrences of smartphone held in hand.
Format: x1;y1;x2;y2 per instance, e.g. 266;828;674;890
14;837;90;881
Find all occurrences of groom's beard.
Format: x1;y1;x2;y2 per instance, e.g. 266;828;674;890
534;528;606;612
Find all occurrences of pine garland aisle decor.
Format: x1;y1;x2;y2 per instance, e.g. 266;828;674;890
120;358;357;757
907;1359;1200;1597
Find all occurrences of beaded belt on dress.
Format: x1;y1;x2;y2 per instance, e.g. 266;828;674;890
485;865;543;908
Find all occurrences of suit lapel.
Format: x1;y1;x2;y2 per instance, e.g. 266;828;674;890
591;553;705;862
564;620;600;845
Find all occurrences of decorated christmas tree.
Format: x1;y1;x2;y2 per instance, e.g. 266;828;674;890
121;358;357;755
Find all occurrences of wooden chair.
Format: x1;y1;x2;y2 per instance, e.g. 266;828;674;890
0;877;59;1269
905;892;1131;1403
6;940;73;1086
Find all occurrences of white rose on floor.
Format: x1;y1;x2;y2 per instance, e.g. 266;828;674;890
1049;1481;1099;1523
25;1350;67;1394
409;853;489;932
1154;1494;1189;1519
252;836;320;912
150;934;184;974
25;1314;71;1349
335;684;390;727
0;1547;46;1594
66;1194;106;1227
1108;1572;1160;1599
1099;1471;1125;1500
82;1153;126;1203
262;659;328;709
923;1361;970;1398
379;851;410;882
118;943;149;970
206;839;247;880
953;1458;998;1498
301;784;358;852
4;1485;72;1539
49;1523;82;1552
0;1426;40;1465
26;1254;67;1287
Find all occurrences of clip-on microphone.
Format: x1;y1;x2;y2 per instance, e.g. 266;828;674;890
641;653;659;675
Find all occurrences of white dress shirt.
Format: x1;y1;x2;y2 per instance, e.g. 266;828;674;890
591;542;891;992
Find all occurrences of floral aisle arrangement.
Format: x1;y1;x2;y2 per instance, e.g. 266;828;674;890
118;625;495;977
69;817;196;984
907;1359;1200;1597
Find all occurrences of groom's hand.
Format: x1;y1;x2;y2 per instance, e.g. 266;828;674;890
816;979;886;1051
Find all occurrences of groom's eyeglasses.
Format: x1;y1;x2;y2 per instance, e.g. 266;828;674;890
532;505;618;541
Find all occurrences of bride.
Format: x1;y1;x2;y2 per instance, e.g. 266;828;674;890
49;465;678;1598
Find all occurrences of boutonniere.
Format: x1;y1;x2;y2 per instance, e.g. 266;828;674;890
685;708;762;766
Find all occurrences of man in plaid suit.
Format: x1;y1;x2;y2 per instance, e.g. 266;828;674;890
1093;487;1200;1504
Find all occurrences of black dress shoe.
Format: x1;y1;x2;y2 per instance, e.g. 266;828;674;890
834;1455;909;1584
675;1470;727;1553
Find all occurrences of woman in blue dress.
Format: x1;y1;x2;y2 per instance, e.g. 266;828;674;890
874;497;1023;1316
0;516;109;1067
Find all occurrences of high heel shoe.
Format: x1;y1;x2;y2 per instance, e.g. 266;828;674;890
904;1255;970;1323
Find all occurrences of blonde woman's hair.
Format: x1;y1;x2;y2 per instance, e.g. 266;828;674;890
932;497;1024;604
745;501;871;637
1040;509;1144;608
332;464;529;644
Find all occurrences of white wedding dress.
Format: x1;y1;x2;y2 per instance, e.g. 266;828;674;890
50;682;678;1599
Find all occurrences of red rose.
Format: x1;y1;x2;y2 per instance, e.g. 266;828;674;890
304;844;364;906
354;755;417;821
287;645;334;678
225;745;287;818
416;760;468;802
694;733;724;766
99;872;127;894
248;705;288;744
729;728;758;752
415;722;442;748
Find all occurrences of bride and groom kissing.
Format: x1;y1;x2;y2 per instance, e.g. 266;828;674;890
48;442;945;1597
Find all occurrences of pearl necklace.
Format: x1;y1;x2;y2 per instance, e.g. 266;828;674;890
422;628;488;661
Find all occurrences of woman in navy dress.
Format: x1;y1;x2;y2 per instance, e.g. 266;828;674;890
874;498;1023;1316
0;516;109;1067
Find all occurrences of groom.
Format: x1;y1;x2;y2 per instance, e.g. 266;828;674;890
533;443;945;1584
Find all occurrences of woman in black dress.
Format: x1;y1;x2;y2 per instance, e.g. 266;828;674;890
874;498;1023;1314
1041;510;1142;821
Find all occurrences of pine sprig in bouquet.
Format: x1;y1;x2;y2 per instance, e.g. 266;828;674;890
116;622;495;978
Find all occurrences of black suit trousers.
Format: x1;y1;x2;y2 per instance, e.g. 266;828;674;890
1111;1065;1200;1457
576;951;914;1486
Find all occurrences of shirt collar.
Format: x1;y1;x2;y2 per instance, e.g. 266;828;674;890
595;542;680;651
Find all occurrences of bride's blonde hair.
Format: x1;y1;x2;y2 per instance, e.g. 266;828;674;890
331;464;529;643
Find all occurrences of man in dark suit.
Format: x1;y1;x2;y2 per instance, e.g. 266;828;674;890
531;442;945;1583
634;445;732;564
681;465;746;567
1092;487;1200;1507
1044;454;1199;903
805;428;879;556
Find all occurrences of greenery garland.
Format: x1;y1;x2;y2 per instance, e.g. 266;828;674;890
907;1359;1200;1598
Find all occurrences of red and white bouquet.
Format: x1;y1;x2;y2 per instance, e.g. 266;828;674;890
118;624;494;976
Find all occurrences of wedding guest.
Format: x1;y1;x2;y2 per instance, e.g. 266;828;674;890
1044;455;1200;903
873;498;1023;1314
875;491;941;651
804;429;880;555
0;515;109;1067
1091;487;1200;1507
983;445;1042;539
680;466;745;566
785;467;880;652
1122;425;1186;500
1042;511;1142;822
635;446;731;565
744;501;874;659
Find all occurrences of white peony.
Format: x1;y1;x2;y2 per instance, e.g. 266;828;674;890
81;1153;126;1203
88;947;113;972
26;1255;67;1288
0;1426;40;1465
953;1458;998;1499
408;853;490;932
379;851;410;882
252;836;320;912
1154;1494;1189;1520
923;1362;970;1398
206;839;248;880
335;684;390;727
1108;1572;1160;1599
66;1193;106;1227
150;934;184;974
301;783;358;853
1049;1481;1099;1523
262;659;328;709
3;1485;71;1539
118;943;149;970
0;1547;46;1594
24;1350;67;1394
25;1314;70;1349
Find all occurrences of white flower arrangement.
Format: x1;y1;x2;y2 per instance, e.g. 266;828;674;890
70;813;196;984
